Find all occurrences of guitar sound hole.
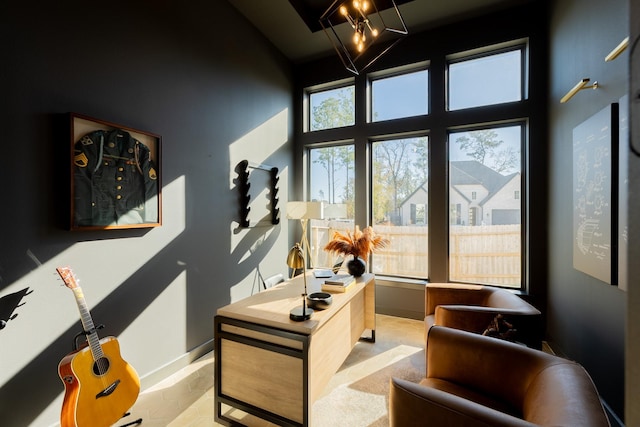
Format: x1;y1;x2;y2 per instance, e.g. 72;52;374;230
93;357;110;376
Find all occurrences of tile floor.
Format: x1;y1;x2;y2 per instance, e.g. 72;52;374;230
120;314;425;427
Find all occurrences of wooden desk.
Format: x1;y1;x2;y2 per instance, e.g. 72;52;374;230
214;273;375;426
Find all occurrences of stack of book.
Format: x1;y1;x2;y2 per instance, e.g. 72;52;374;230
321;274;356;293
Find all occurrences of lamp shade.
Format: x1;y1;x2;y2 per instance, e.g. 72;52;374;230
323;203;347;219
286;201;325;220
286;243;305;270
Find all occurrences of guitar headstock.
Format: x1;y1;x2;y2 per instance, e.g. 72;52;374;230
56;266;79;290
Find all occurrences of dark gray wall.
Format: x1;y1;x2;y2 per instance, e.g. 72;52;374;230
548;0;628;421
0;2;294;426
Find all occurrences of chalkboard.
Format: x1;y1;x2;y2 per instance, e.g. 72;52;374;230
572;104;619;284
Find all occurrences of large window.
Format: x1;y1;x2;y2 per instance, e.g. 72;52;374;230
302;39;531;289
448;126;523;286
308;145;355;268
372;137;429;277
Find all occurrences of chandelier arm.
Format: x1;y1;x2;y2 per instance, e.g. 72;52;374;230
319;0;408;75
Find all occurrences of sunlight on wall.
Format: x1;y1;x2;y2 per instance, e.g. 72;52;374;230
228;109;290;303
0;175;186;388
119;270;188;372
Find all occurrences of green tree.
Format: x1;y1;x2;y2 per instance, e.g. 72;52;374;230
411;137;429;184
456;129;517;173
313;146;354;204
311;88;354;131
373;138;426;223
489;146;519;174
310;88;355;206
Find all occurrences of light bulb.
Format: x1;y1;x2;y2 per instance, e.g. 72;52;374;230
362;1;369;12
340;5;348;16
353;32;360;44
372;28;379;37
353;0;360;11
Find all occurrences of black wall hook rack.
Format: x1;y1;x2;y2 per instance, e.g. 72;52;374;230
234;160;280;228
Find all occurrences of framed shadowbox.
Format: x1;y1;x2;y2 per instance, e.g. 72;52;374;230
69;113;162;230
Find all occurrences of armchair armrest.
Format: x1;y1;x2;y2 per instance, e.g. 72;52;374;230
425;283;487;315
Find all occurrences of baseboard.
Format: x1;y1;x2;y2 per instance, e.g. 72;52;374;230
138;339;214;390
376;306;424;320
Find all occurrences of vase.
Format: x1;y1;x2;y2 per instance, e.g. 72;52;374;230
347;256;366;277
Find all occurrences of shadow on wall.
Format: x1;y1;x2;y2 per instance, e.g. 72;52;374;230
0;287;32;331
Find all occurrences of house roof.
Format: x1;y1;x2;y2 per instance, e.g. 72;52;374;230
399;160;519;207
450;161;509;193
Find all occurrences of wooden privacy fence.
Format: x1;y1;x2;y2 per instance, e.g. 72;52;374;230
310;222;521;288
448;225;521;287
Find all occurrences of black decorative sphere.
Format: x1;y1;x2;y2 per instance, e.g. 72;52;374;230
347;256;366;277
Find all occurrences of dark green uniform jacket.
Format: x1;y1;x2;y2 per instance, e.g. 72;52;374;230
73;129;158;227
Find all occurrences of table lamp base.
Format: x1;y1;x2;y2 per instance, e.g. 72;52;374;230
290;305;314;321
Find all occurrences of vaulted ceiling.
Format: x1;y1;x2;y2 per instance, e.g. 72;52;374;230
227;0;530;63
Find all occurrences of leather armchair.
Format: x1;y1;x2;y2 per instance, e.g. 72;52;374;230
389;326;610;427
425;282;542;349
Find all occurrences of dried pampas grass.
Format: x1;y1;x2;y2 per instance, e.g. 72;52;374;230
324;226;389;259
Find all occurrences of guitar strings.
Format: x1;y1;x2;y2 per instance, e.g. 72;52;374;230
69;275;112;394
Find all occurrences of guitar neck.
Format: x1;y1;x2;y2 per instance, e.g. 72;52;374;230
71;287;104;360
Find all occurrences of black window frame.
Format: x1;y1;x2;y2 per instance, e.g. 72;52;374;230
293;3;547;294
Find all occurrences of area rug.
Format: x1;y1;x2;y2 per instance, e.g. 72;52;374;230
311;315;425;427
313;344;424;426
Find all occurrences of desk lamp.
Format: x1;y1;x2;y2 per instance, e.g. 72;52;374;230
286;243;313;321
286;201;324;264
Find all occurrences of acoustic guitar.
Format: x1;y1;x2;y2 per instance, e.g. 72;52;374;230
56;266;140;427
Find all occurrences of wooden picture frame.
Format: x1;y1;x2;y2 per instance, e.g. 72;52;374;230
69;113;162;230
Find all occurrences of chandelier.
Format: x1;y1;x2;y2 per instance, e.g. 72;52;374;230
320;0;408;75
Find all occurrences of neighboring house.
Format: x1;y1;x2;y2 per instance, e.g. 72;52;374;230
398;184;428;225
399;161;521;226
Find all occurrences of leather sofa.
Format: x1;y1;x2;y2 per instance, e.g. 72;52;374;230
389;326;610;427
425;282;542;349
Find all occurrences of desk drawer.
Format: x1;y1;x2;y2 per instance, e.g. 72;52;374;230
220;338;304;423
